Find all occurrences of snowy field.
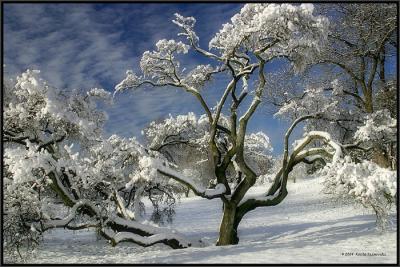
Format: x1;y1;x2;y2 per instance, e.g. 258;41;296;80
26;177;397;264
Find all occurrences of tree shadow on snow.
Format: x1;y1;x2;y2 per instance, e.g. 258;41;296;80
148;214;396;263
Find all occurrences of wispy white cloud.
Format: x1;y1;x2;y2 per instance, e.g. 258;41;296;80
3;3;289;154
4;4;132;89
4;3;242;137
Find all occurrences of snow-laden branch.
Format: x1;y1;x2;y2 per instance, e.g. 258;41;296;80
47;171;78;207
113;190;135;220
36;156;194;249
292;131;342;163
41;200;100;230
103;215;193;249
40;198;194;249
101;228;191;248
283;114;321;161
322;156;397;229
293;147;332;164
238;188;281;207
172;13;221;61
157;166;226;199
237;130;343;220
114;70;180;94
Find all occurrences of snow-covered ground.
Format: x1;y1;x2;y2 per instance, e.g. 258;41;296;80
27;177;397;264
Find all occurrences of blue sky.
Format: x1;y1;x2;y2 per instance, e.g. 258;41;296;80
3;3;307;155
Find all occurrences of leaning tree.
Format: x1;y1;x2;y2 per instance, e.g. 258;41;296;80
113;3;347;245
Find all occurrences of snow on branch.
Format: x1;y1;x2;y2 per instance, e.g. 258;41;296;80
292;131;342;163
114;39;189;94
41;200;100;230
354;109;396;143
294;147;333;163
104;215;193;248
238;189;281;206
238;130;343;212
204;184;227;198
172;13;222;62
113;190;135;220
114;70;172;95
157;165;226;199
101;228;191;248
40;199;193;249
322;156;397;229
209;3;329;72
172;13;199;46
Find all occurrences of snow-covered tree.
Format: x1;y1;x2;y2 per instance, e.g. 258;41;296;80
317;3;397;113
265;68;397;227
115;3;332;245
267;75;396;171
263;3;397;167
322;156;397;229
3;70;192;261
316;3;397;167
5;3;396;257
143;112;213;193
353;109;397;169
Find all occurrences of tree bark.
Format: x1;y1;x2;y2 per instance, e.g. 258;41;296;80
185;187;190;197
364;87;374;113
216;203;239;246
